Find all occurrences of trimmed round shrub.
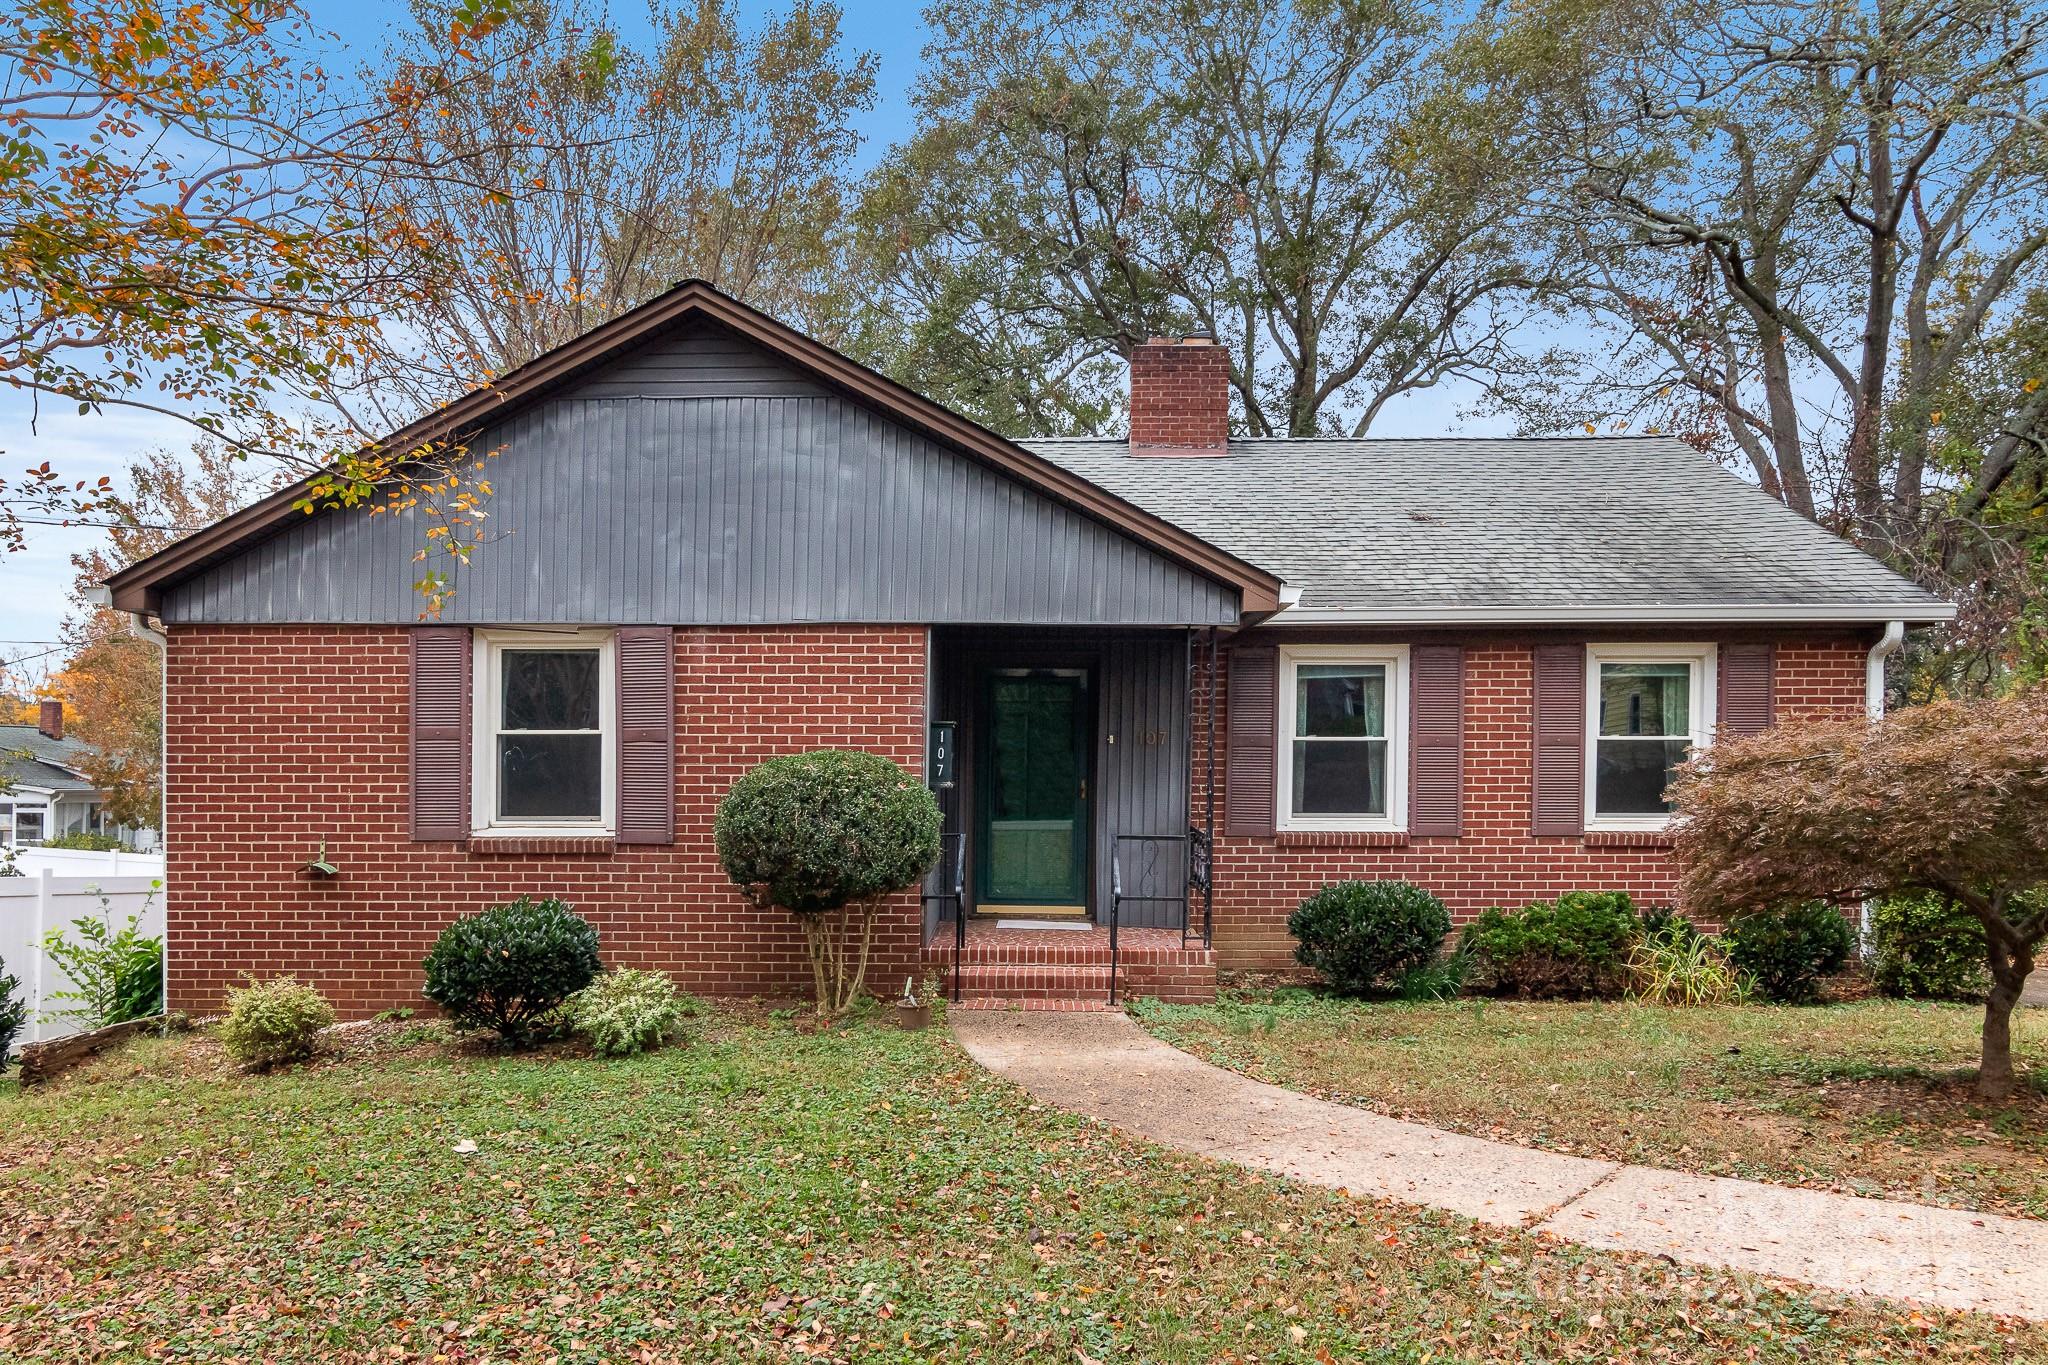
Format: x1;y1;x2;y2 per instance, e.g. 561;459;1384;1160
570;968;694;1057
1869;893;1989;1002
716;750;942;1015
422;896;602;1046
1460;890;1641;999
1723;900;1854;1004
715;750;942;913
216;975;335;1068
1287;880;1451;996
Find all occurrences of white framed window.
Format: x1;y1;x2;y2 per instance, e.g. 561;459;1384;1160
1585;643;1716;829
472;629;615;835
1277;644;1409;831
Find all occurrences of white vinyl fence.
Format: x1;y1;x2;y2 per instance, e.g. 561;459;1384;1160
0;869;166;1045
11;846;166;880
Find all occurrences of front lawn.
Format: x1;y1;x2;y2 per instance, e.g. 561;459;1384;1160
1130;993;2048;1218
3;1011;2042;1361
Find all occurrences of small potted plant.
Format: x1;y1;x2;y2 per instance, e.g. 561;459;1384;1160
894;974;937;1030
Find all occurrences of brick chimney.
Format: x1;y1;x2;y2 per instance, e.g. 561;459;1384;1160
1129;334;1231;457
37;700;62;741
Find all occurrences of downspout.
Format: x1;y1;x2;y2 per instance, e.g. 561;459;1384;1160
1865;620;1904;719
83;587;170;1011
1858;620;1906;948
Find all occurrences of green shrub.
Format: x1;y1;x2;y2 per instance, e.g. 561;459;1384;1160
1628;932;1748;1006
41;907;163;1027
1459;891;1640;999
1636;905;1702;948
0;956;26;1071
421;896;603;1046
1286;880;1451;996
216;975;335;1067
1868;893;1989;1002
42;831;130;852
569;968;695;1057
1723;900;1854;1004
716;750;942;1015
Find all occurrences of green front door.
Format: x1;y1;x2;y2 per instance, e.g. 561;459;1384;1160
978;670;1089;912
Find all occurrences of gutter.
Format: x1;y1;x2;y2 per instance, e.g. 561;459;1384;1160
1270;602;1954;627
1865;619;1905;720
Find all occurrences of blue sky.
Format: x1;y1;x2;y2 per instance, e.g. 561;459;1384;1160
0;0;1506;670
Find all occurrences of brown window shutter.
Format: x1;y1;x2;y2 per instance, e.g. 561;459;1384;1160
1225;645;1278;838
615;626;676;844
1717;643;1775;736
1530;643;1586;837
1409;646;1465;837
409;627;471;840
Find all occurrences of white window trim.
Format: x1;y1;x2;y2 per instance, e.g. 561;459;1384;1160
1584;642;1717;832
471;628;616;837
1276;643;1410;832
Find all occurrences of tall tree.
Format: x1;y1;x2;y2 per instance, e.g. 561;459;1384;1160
1493;0;2047;579
55;444;266;829
362;0;877;390
858;0;1554;438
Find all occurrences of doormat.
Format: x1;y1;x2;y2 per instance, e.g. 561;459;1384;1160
993;918;1094;931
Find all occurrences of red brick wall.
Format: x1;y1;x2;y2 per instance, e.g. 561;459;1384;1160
1129;340;1231;453
165;624;928;1018
1196;633;1869;972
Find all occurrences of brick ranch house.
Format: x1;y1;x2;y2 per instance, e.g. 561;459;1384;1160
102;282;1951;1014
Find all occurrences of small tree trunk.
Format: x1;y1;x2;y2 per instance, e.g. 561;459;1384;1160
1977;939;2032;1102
801;914;831;1017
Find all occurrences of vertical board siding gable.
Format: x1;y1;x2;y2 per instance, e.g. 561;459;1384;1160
410;627;471;840
1225;646;1278;838
1530;643;1586;837
615;626;676;844
1409;645;1464;837
1718;643;1776;736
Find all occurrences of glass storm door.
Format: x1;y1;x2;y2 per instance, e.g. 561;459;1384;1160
978;670;1089;911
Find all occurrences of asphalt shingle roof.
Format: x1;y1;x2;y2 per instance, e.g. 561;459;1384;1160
0;725;99;795
1024;436;1948;619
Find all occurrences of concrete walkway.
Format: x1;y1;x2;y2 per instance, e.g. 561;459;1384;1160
952;1011;2048;1320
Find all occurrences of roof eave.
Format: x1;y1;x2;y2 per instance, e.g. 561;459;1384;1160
1269;602;1956;626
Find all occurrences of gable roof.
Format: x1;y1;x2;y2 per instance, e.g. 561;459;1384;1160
0;725;100;796
104;281;1284;617
1027;437;1952;624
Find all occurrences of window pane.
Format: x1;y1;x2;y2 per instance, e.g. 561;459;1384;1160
499;734;602;819
1295;664;1386;738
14;809;45;845
1595;738;1690;814
1598;663;1690;737
1292;738;1386;816
502;650;600;730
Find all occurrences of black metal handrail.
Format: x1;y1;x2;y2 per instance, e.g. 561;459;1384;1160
921;832;966;1001
1108;828;1210;1004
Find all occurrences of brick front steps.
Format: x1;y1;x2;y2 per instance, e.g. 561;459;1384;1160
923;921;1217;1006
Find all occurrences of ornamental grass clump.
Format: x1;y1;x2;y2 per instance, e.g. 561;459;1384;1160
569;968;695;1057
421;896;603;1047
216;975;335;1068
715;749;942;1016
1287;880;1451;997
1627;927;1748;1006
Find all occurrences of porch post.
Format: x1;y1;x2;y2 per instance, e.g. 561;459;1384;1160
1205;626;1217;947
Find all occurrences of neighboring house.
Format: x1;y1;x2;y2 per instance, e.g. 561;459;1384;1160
0;702;153;852
103;282;1951;1014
